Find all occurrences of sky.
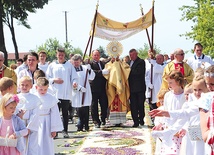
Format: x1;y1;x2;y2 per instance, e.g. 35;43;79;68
4;0;196;58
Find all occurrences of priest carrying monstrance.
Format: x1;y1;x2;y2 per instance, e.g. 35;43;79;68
103;41;130;126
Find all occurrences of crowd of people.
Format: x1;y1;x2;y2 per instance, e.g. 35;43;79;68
0;42;214;155
148;43;214;154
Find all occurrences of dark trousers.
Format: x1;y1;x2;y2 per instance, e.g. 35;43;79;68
77;106;89;130
58;99;70;132
69;104;75;120
148;102;158;111
91;92;108;124
130;91;146;125
148;102;158;123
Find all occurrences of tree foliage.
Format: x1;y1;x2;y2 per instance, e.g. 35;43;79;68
3;0;48;26
179;0;214;58
97;46;108;58
37;38;83;62
2;0;48;61
70;47;83;56
137;43;161;59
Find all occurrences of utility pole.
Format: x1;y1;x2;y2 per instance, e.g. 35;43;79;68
63;11;68;43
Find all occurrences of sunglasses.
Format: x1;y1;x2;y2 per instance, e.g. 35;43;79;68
177;53;185;56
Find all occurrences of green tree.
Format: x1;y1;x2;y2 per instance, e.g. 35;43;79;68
2;0;48;62
70;47;83;56
97;46;108;58
179;0;214;58
37;38;75;62
137;43;161;59
0;1;7;66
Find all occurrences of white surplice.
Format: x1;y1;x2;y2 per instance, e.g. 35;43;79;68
187;54;214;71
17;92;41;155
71;65;95;107
30;83;57;96
145;62;166;103
36;92;63;155
38;62;49;73
46;61;78;100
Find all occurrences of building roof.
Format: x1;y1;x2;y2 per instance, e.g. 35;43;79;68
8;52;28;60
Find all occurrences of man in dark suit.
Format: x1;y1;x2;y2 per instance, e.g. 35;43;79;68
90;50;108;128
128;48;146;127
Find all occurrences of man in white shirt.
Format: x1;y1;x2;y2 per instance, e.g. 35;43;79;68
187;43;214;71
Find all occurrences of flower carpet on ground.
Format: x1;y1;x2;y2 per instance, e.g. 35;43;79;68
76;120;153;155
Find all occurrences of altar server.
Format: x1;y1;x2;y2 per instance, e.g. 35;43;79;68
71;54;95;131
35;77;63;154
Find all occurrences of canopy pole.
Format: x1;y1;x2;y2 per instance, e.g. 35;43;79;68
88;2;99;59
151;0;155;53
83;36;91;61
82;2;99;106
140;4;152;50
149;0;155;105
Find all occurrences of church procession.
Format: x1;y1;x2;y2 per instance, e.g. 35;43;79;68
0;0;214;155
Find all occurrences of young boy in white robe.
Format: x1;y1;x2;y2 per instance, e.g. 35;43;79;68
35;77;63;155
71;54;95;131
16;76;41;155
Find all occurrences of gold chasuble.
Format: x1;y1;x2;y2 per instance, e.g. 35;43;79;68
104;61;130;124
161;61;194;90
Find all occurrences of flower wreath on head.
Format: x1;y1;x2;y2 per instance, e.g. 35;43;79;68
204;72;214;77
5;94;20;106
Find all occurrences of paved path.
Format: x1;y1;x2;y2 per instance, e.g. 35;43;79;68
54;119;92;155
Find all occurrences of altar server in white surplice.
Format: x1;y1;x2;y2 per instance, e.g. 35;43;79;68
186;43;214;71
16;76;41;155
35;77;63;155
46;47;78;138
145;54;166;112
38;50;49;73
71;54;95;131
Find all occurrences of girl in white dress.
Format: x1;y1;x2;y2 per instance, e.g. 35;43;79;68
150;75;209;154
199;65;214;154
17;76;41;155
152;70;186;155
180;75;208;155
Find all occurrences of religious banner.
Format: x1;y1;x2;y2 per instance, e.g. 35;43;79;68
90;8;156;41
